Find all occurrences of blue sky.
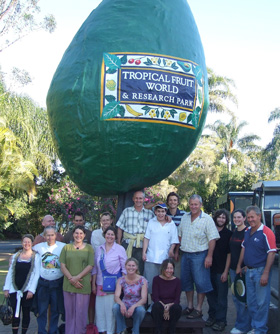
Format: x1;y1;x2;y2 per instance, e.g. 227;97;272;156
0;0;279;146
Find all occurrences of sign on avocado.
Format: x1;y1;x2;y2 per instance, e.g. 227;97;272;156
101;52;204;129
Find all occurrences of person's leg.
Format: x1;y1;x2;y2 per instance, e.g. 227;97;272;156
181;252;194;309
21;305;31;334
214;273;229;324
196;293;205;312
168;304;182;334
95;295;107;333
37;280;50;334
132;247;145;276
9;292;20;334
75;293;91;334
192;251;212;311
88;292;96;323
206;272;218;320
186;291;194;309
63;291;75;334
131;305;146;334
229;269;251;332
49;286;60;334
103;294;115;334
113;303;127;333
247;267;271;333
143;262;161;294
151;302;164;334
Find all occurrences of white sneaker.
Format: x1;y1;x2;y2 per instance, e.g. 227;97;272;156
230;328;245;334
247;330;255;334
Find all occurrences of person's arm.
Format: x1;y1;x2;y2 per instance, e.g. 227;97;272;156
61;263;92;289
236;247;245;275
3;254;15;295
151;276;160;303
117;227;123;245
114;278;127;315
168;243;176;258
221;253;231;282
126;278;148;317
91;274;97;294
142;237;149;261
27;253;41;294
174;244;180;262
205;239;216;268
260;251;275;286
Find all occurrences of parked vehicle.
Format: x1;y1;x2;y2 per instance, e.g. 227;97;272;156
217;191;254;229
252;181;280;247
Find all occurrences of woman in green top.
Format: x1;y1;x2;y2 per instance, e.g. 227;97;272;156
60;225;94;334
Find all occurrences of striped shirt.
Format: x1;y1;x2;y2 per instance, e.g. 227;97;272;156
167;208;187;227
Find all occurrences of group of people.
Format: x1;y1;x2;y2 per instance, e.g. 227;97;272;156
2;190;277;334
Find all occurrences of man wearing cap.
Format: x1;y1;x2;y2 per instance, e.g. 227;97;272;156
142;203;179;293
116;190;154;274
236;206;276;334
179;194;220;319
33;215;64;246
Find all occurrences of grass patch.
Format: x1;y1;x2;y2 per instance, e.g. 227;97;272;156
0;268;8;303
0;260;9;267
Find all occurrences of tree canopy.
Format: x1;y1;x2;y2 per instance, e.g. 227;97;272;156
0;0;56;51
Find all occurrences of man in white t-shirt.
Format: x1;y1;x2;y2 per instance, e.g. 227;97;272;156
91;212;113;251
33;226;65;334
142;203;179;293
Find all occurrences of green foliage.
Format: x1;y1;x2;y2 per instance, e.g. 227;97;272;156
0;87;56;178
263;107;280;173
206;116;261;172
207;67;238;115
0;0;56;51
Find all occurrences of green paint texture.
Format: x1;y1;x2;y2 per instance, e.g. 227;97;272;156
47;0;209;196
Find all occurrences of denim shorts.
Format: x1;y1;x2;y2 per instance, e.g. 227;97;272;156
181;250;213;293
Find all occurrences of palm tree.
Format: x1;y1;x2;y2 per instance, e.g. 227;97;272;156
206;116;260;172
0;117;38;220
0;75;57;178
265;107;280;171
207;68;238;115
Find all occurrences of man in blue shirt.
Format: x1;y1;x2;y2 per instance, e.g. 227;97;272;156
236;206;276;334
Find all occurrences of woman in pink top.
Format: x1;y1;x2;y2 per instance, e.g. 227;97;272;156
92;226;127;334
113;258;148;334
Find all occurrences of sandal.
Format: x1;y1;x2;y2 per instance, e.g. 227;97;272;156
186;309;203;319
182;307;194;316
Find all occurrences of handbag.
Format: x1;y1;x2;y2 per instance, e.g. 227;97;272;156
100;251;122;292
0;297;13;326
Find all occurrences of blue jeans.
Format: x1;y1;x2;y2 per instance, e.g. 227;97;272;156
206;272;228;323
37;277;63;334
113;303;146;334
181;250;212;293
245;267;271;334
229;269;251;332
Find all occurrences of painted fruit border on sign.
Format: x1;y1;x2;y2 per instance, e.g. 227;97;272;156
100;52;205;129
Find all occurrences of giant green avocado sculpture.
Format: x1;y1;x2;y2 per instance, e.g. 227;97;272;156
47;0;209;196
